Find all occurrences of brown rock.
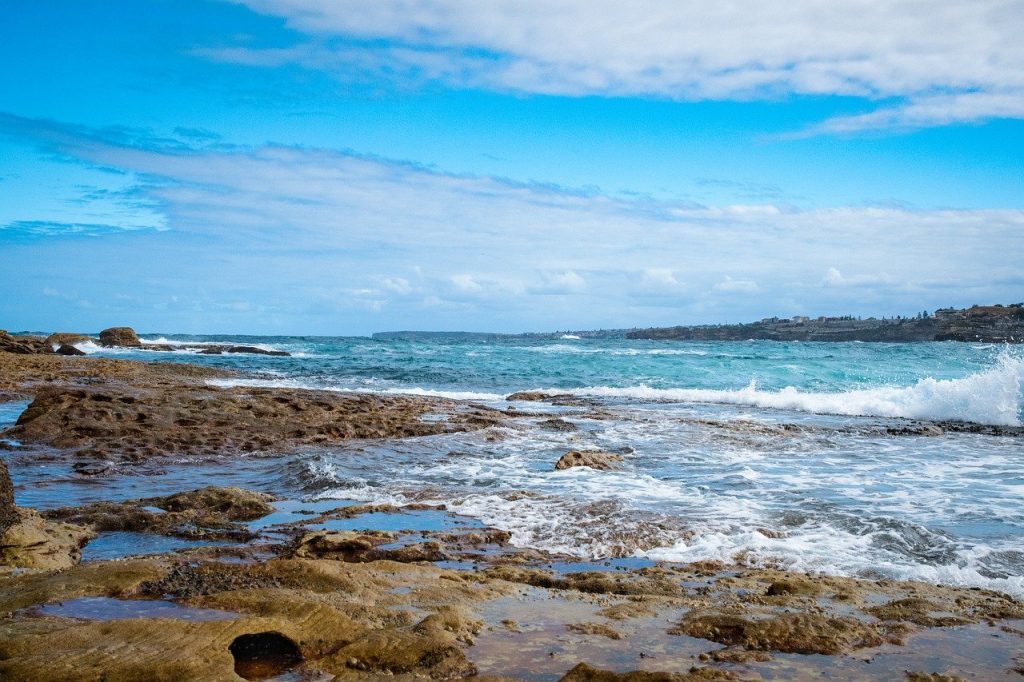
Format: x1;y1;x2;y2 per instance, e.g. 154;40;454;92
0;353;232;396
222;345;290;357
0;508;95;570
0;459;15;536
98;326;141;347
290;530;447;563
540;418;578;432
55;344;86;356
484;566;681;596
671;612;884;655
555;450;623;471
866;598;972;627
44;333;94;348
506;391;552;401
153;486;276;521
6;384;502;462
0;331;50;355
765;577;824;597
46;486;277;542
560;663;737;681
566;622;622;639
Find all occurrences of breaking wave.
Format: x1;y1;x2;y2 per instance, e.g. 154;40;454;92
542;350;1024;426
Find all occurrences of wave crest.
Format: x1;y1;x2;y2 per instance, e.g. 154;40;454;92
540;349;1024;426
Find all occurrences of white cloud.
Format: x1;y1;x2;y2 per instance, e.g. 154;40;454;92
641;268;679;289
381;277;413;295
450;274;483;293
822;267;893;287
529;270;587;295
5;118;1024;332
214;0;1024;130
714;276;759;293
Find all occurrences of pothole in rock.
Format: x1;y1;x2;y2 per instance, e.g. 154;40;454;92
230;631;303;680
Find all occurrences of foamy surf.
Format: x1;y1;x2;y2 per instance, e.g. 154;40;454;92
524;349;1024;426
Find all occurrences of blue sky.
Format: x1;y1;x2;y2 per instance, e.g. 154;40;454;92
1;1;1022;334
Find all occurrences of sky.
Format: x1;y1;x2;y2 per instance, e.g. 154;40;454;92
1;0;1022;335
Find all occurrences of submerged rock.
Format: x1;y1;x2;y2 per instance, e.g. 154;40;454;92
555;450;623;471
540;418;578;432
566;622;622;639
199;345;291;357
98;326;142;348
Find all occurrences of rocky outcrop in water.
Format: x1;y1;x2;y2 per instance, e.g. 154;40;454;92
54;343;86;356
44;333;92;348
6;383;504;462
555;450;623;471
99;326;142;348
198;345;290;356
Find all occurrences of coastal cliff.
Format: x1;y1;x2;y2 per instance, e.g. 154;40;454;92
627;303;1024;343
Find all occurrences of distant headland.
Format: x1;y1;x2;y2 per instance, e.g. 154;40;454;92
626;303;1024;343
374;303;1024;343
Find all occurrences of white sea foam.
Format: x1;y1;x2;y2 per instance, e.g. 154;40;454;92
517;344;707;356
519;350;1024;426
643;525;1024;598
74;338;289;354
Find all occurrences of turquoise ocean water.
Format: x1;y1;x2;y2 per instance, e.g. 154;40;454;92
13;335;1024;595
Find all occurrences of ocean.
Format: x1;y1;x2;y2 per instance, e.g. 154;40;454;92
36;336;1024;597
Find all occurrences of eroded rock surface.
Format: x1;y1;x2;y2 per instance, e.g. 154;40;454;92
0;353;231;395
560;663;737;681
46;486;277;541
555;450;623;471
0;460;15;536
7;384;503;461
671;612;885;655
0;508;94;570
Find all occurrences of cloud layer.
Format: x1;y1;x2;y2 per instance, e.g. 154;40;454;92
2;113;1022;333
208;0;1024;132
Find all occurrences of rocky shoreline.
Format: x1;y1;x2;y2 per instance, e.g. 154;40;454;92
1;326;293;357
1;348;1023;680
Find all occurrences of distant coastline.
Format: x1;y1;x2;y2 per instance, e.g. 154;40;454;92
627;303;1024;343
374;303;1024;343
